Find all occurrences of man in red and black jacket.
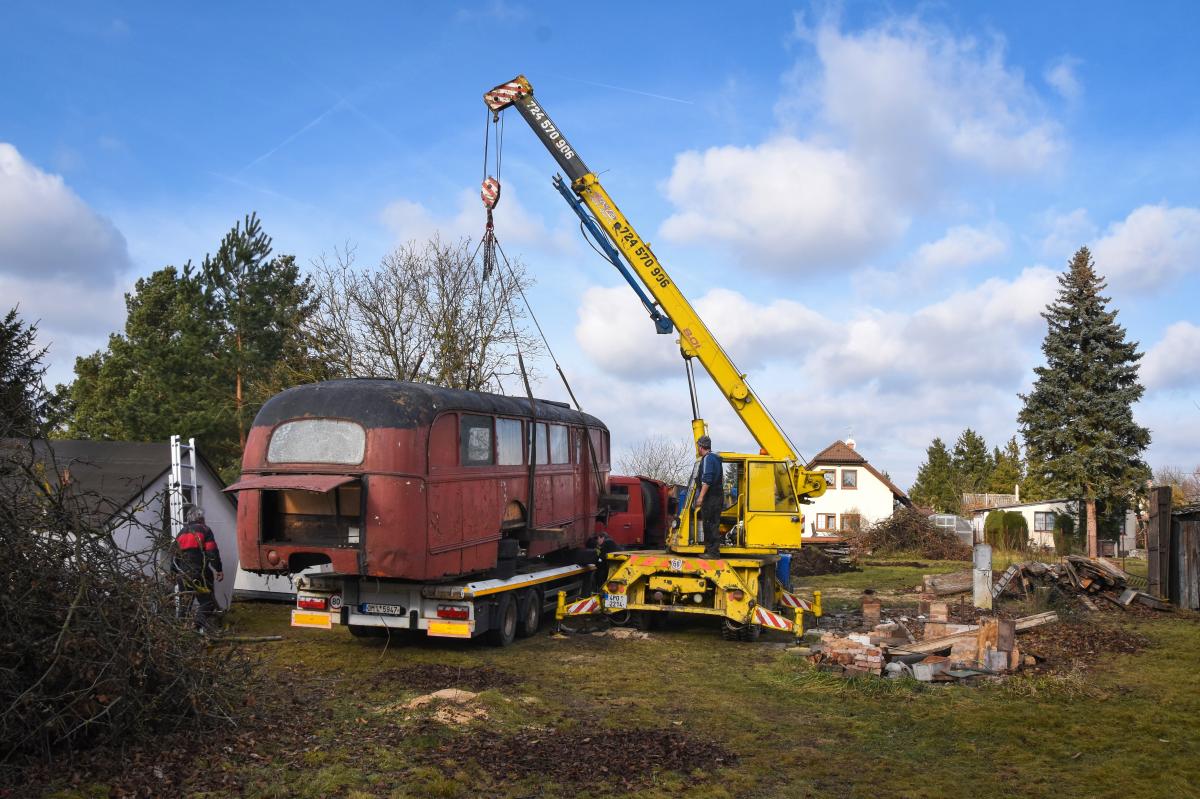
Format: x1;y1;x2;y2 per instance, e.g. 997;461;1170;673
174;508;223;629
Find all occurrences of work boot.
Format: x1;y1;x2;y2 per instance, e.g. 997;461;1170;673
702;544;720;559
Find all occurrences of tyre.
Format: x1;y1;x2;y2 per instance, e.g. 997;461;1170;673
516;589;542;638
486;594;518;647
738;622;762;642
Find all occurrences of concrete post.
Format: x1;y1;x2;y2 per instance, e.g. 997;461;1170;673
973;543;993;610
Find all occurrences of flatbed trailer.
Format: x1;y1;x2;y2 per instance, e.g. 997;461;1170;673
291;560;595;646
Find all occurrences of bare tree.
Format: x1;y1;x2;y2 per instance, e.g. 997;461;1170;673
617;435;695;485
1153;465;1200;507
306;237;540;391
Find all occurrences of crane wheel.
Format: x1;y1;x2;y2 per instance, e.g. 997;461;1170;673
721;619;761;642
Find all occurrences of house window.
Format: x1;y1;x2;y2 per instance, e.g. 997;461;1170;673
841;469;858;489
816;513;838;532
1034;511;1056;532
460;415;494;466
840;513;861;531
823;469;836;488
496;418;523;465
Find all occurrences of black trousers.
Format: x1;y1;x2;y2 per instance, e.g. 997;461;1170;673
700;491;723;550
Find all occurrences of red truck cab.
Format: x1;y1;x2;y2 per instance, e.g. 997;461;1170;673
598;475;678;548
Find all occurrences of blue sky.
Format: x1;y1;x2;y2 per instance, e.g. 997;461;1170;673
3;1;1198;487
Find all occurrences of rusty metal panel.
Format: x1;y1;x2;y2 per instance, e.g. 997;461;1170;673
225;473;356;493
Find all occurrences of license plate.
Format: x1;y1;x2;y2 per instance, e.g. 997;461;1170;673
361;602;407;616
603;593;627;609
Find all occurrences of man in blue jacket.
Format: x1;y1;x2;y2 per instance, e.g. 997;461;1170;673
695;436;724;558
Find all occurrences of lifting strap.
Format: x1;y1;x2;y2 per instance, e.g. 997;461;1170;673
480;110;607;502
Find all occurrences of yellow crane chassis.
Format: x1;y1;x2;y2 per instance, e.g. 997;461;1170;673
557;550;821;640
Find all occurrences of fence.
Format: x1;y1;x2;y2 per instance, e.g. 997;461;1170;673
1147;485;1200;610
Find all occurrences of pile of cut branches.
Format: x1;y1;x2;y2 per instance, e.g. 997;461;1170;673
847;507;971;561
0;441;253;775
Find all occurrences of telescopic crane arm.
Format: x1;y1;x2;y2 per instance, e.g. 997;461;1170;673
484;76;801;465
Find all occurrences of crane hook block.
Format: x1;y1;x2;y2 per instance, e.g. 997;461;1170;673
482;176;501;210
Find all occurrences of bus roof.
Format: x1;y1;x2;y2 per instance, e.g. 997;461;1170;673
253;379;608;431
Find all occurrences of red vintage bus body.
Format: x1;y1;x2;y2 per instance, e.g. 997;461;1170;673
230;380;610;581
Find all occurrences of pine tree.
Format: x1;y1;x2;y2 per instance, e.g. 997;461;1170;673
65;268;235;466
1018;246;1150;556
909;438;959;513
988;437;1024;494
200;214;314;450
952;428;994;496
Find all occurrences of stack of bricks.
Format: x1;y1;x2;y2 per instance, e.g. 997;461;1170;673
815;632;885;676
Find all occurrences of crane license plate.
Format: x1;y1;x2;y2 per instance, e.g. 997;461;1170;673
603;593;627;609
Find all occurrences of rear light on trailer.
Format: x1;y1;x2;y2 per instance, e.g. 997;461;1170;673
297;595;327;611
437;605;470;620
605;581;625;594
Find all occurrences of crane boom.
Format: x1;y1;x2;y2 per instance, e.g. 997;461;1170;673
484;76;799;463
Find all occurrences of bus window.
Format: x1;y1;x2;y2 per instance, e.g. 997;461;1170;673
530;422;549;465
496;418;523;465
460;415;494;466
549;424;569;464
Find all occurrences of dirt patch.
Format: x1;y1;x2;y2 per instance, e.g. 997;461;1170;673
420;726;737;790
1019;620;1149;672
367;663;519;692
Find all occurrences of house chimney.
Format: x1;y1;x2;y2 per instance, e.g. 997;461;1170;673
1015;483;1020;502
845;437;856;450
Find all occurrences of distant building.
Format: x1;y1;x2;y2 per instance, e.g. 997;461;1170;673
969;498;1138;554
803;439;910;537
2;439;296;605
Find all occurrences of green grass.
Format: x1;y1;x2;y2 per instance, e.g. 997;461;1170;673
27;559;1200;799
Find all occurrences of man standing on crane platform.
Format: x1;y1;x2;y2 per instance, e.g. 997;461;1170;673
695;436;724;558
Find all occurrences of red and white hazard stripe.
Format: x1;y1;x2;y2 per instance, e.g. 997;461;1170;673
565;596;599;616
481;176;501;209
484;80;528;111
778;591;813;612
753;606;794;631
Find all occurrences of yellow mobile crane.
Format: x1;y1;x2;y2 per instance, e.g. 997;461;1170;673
484;76;825;639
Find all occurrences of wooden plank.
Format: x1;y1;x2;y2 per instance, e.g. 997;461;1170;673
1183;520;1200;610
923;570;973;596
890;612;1057;655
1147;486;1171;598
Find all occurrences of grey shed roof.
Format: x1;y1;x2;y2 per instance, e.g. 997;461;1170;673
1;439;228;523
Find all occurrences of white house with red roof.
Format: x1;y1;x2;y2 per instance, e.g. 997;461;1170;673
802;439;910;537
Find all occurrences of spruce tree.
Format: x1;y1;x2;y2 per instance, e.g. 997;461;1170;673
0;306;51;437
988;437;1024;494
952;428;994;496
1018;246;1150;556
909;437;959;513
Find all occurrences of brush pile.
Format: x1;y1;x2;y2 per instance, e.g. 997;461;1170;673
848;507;971;561
0;442;252;771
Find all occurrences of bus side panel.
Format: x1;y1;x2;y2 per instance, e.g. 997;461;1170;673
427;475;502;577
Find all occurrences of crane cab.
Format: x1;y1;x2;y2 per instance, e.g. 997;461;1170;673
673;453;814;555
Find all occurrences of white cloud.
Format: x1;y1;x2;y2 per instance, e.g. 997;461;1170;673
0;143;131;284
659;138;905;270
1044;57;1083;102
1092;204;1200;292
660;16;1065;272
1142;322;1200;391
912;223;1008;273
807;18;1063;176
379;185;574;256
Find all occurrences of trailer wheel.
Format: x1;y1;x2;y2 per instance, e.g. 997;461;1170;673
516;589;541;638
486;594;518;647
